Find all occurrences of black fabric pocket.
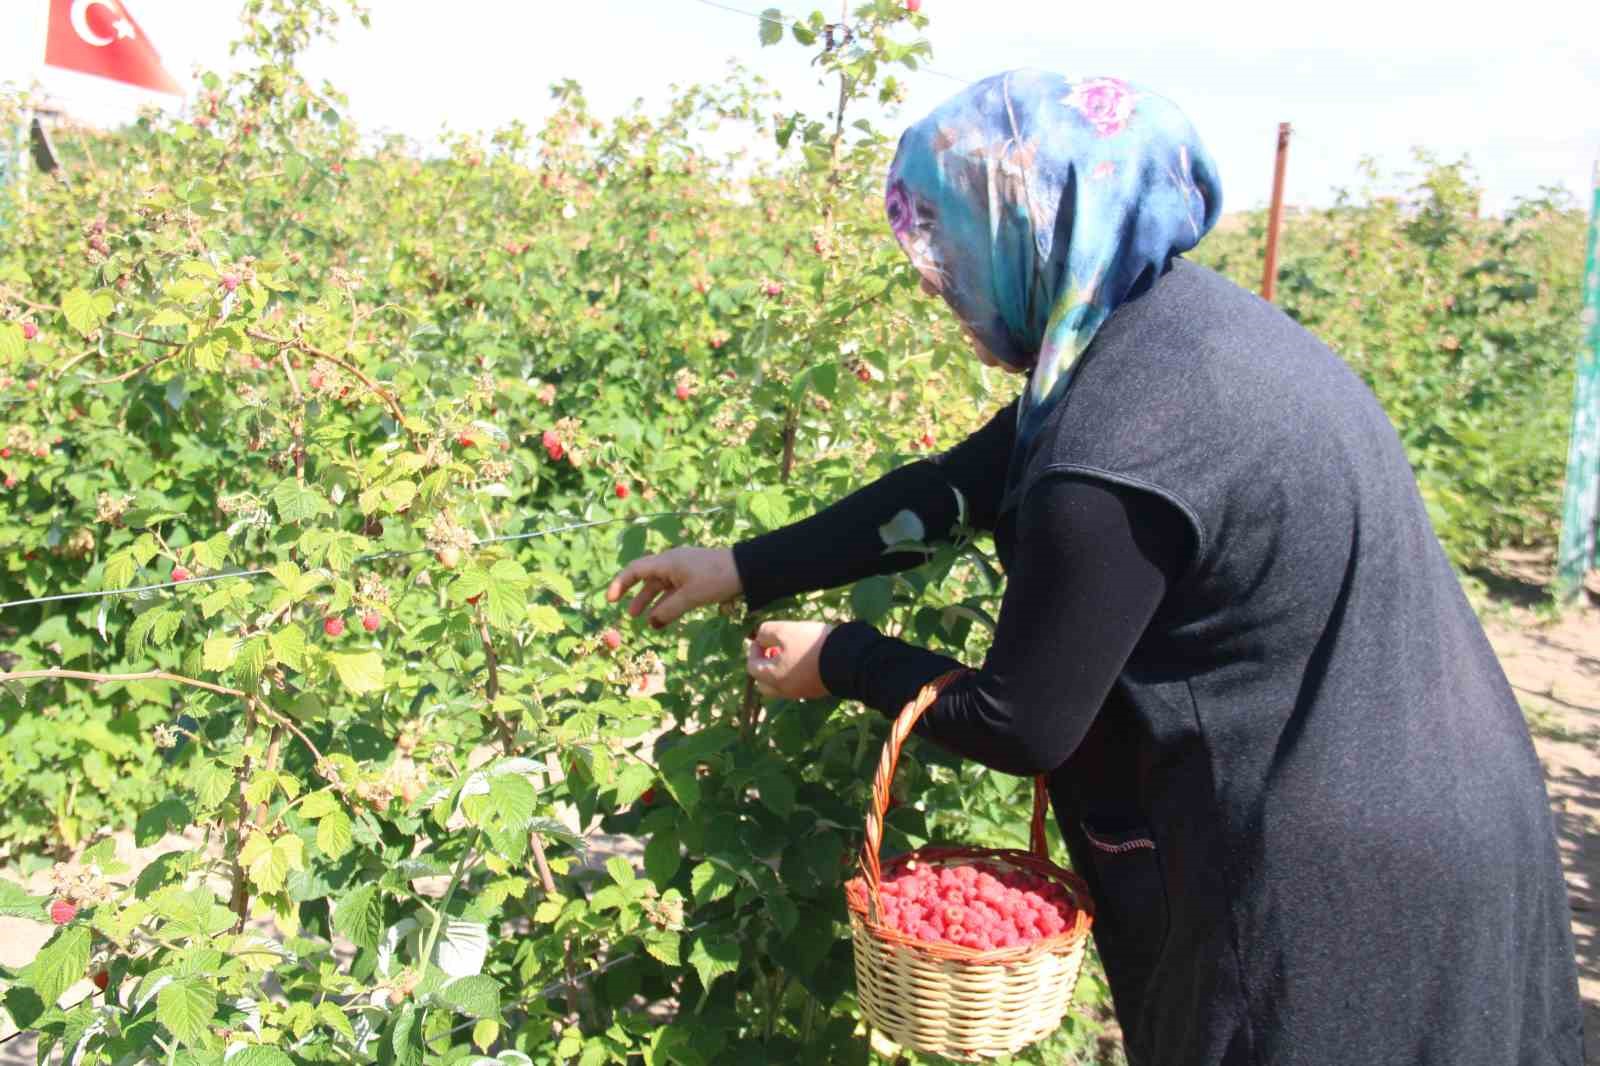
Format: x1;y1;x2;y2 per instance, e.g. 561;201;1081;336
1079;815;1171;1062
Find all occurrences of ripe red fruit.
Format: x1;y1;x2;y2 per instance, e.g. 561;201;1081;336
921;432;936;448
21;322;37;341
856;367;872;382
171;566;191;583
307;369;325;389
764;281;783;297
466;592;482;606
542;429;561;450
435;545;462;569
323;616;345;637
0;448;8;459
763;645;781;660
49;899;77;925
92;969;109;991
614;482;629;499
546;441;565;461
362;611;381;633
675;383;691;401
601;627;622;651
640;787;658;806
457;434;475;448
221;274;240;292
5;475;19;489
906;0;921;10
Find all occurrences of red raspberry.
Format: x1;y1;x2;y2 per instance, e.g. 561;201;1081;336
362;611;381;633
546;441;564;461
762;645;780;660
614;482;629;499
675;383;691;401
171;566;192;583
92;969;109;991
640;787;657;805
49;899;77;924
856;366;872;382
21;322;37;341
601;627;622;651
457;434;476;448
0;448;8;458
221;274;240;292
323;616;345;638
542;429;561;450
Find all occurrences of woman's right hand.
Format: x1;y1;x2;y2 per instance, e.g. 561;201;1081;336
605;546;743;629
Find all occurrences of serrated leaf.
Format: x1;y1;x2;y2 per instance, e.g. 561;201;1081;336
271;479;332;523
472;1019;499;1053
61;288;113;336
316;809;353;860
156;976;215;1047
613;761;654;808
21;924;90;1005
233;635;270;688
644;831;682;887
644;930;680;966
605;856;636;887
439;974;500;1019
240;830;303;894
330;650;384;694
203;634;239;671
192;759;234;809
758;7;783;45
229;1049;295;1066
333;883;385;951
317;1001;355;1041
690;861;735;905
0;322;24;362
0;878;50;921
482;772;535;828
104;551;137;590
300;789;340;819
687;932;740;993
269;625;307;671
380;1001;424;1066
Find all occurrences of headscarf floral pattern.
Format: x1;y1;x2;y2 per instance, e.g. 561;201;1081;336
885;69;1223;505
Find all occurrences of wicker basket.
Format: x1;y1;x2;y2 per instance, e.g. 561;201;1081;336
844;668;1095;1063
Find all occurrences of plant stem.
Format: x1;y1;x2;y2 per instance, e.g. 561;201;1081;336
418;831;479;973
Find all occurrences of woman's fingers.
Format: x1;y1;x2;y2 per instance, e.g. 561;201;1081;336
605;556;652;603
648;585;698;628
628;576;667;619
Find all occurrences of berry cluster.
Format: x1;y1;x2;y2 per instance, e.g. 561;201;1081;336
873;861;1074;951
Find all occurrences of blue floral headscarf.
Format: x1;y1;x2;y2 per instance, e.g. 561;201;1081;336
885;69;1222;507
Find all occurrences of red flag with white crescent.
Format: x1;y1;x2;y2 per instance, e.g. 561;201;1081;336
44;0;182;95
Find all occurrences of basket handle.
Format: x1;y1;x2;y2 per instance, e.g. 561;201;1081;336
860;667;1052;917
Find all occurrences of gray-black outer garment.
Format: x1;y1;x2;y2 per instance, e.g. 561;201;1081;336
1014;257;1582;1065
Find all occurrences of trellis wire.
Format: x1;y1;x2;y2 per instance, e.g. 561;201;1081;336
0;506;727;615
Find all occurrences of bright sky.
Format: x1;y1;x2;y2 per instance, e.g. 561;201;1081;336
3;0;1598;217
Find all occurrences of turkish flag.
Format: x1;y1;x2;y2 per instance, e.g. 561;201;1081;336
44;0;182;95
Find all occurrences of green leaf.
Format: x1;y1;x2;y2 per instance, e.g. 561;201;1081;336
850;575;895;624
605;856;636;887
690;861;735;905
791;21;816;46
482;772;536;827
330;650;385;694
127;606;181;659
644;929;680;966
156;977;216;1047
0;878;50;921
758;7;784;45
613;761;654;808
240;830;304;894
61;288;114;336
333;883;385;951
21;925;90;1005
271;479;332;523
229;1049;295;1066
471;1018;499;1053
269;625;308;671
316;809;353;860
380;1001;424;1066
755;767;796;818
0;322;24;362
747;487;790;531
203;634;239;672
644;830;681;887
439;974;501;1019
300;789;340;819
687;932;740;992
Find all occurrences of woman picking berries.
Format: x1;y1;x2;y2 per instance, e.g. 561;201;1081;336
607;70;1581;1066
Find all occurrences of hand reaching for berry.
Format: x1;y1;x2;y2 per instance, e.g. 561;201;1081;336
747;620;835;700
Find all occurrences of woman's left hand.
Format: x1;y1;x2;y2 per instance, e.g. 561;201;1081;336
747;620;836;700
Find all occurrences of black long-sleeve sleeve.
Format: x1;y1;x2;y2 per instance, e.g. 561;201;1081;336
817;475;1192;776
730;399;1018;612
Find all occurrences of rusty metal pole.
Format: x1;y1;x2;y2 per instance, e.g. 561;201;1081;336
1261;122;1292;302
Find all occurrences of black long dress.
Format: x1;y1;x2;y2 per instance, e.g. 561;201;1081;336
732;258;1584;1065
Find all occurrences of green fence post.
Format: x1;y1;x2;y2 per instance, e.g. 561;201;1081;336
1556;160;1600;601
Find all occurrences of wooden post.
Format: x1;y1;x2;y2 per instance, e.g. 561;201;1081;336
1556;159;1600;600
1261;122;1291;302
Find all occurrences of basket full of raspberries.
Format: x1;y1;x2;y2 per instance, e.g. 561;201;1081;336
843;668;1095;1062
